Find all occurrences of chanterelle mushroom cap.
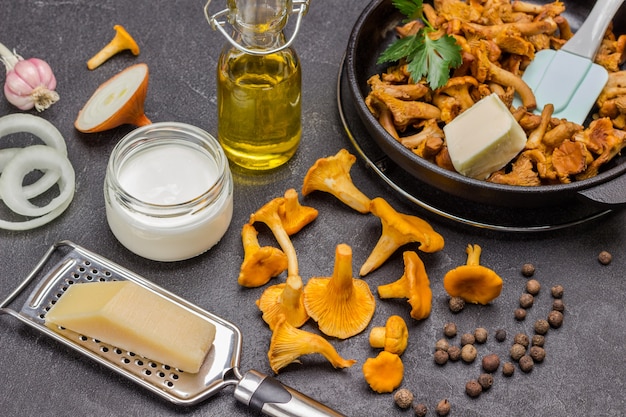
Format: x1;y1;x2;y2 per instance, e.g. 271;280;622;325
377;251;432;320
279;188;318;235
362;351;404;394
303;243;376;339
369;315;409;355
268;315;357;374
443;244;503;305
238;223;288;288
302;149;372;214
256;275;309;330
360;197;444;276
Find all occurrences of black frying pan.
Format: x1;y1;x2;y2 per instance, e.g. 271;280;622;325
345;0;626;208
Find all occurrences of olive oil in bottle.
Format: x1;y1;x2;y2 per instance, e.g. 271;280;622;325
217;49;301;170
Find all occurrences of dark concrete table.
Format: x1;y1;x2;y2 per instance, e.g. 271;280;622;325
1;1;624;416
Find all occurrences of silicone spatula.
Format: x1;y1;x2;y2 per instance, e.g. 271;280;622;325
515;0;624;124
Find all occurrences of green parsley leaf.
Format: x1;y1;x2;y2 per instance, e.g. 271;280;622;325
377;0;462;90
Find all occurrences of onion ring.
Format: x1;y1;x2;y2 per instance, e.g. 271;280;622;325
0;148;61;200
0;113;67;155
0;145;75;217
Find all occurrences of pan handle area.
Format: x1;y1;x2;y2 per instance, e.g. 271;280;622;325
577;172;626;207
234;369;347;417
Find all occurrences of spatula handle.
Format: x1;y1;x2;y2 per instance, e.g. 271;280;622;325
561;0;625;59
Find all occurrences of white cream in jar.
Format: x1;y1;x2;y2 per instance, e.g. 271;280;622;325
104;122;233;261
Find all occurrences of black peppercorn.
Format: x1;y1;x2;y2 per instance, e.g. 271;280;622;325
502;361;515;377
598;250;612;265
552;299;565;312
514;308;527;321
531;334;545;347
482;353;500;373
436;399;451;416
465;379;482;398
534;319;550;335
434;349;449;365
478;373;494;390
519;293;534;308
548;310;564;328
519;355;534;373
510;343;526;361
414;403;428;417
461;332;475;346
449;296;465;313
529;346;546;363
448;345;461;362
474;327;488;344
513;332;530;347
521;263;535;277
495;329;507;342
525;279;541;295
551;285;564;298
443;322;457;338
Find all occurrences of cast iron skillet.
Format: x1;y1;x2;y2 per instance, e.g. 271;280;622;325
346;0;626;208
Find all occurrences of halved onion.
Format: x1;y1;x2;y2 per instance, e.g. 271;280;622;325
0;145;75;217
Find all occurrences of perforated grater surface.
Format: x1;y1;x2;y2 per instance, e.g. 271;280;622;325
0;241;346;417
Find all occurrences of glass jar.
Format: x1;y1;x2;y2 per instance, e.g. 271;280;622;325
206;0;309;171
104;122;233;262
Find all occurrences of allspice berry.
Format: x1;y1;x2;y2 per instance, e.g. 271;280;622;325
598;250;612;265
548;310;564;328
482;353;500;373
521;263;535;277
529;346;546;363
514;308;527;321
461;332;475;346
552;299;565;312
449;296;465;313
393;388;414;409
531;334;545;347
525;279;541;295
443;322;457;338
510;343;526;361
513;333;530;348
534;319;550;335
495;329;507;342
448;345;461;361
551;285;564;298
434;349;449;365
436;399;451;416
519;293;534;308
435;338;450;352
461;344;478;363
502;361;515;377
478;373;494;390
474;327;488;344
465;379;482;398
414;403;428;417
519;355;534;373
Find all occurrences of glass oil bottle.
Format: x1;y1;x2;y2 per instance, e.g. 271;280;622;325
205;0;309;171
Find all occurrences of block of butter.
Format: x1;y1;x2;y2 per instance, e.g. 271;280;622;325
443;93;527;180
45;281;216;373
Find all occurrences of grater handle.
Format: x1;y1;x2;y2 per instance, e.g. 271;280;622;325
234;369;347;417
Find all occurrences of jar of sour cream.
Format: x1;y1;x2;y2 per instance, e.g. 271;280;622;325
104;122;233;262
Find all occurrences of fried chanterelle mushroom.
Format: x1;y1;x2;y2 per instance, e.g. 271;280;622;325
303;243;376;339
268;315;357;374
443;244;503;305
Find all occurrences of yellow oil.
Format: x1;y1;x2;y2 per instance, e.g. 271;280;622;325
217;49;301;171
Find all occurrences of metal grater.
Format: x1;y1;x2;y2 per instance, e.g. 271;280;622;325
0;241;346;416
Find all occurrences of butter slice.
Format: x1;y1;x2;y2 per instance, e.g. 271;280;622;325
443;93;527;180
45;281;216;373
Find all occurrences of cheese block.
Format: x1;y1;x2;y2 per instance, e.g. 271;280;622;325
443;93;527;180
45;281;216;373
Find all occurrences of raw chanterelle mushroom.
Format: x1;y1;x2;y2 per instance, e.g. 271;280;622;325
362;350;404;394
256;274;309;330
237;223;288;288
369;315;409;355
303;243;375;339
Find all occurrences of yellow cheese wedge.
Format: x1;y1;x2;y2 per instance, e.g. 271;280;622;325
45;281;216;373
443;93;527;180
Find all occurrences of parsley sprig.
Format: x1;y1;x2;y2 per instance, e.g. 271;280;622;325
377;0;462;90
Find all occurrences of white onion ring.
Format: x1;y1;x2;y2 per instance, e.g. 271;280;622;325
0;148;61;199
0;182;73;231
0;145;75;217
0;113;67;155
